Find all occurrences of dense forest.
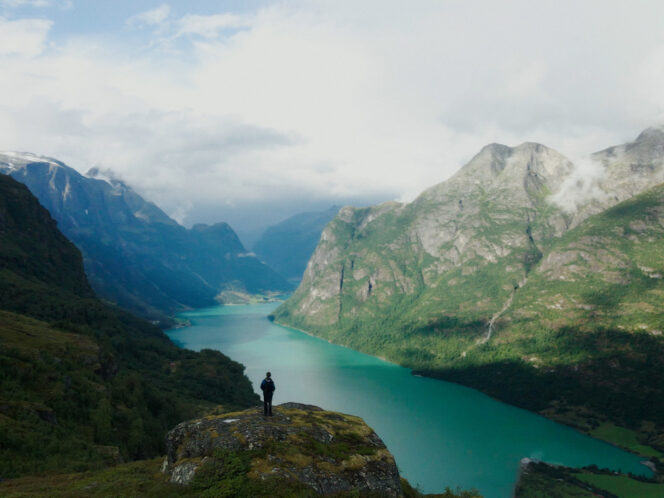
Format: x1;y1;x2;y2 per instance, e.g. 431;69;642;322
0;174;259;477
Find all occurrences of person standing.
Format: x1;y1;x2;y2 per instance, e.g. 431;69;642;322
260;371;276;416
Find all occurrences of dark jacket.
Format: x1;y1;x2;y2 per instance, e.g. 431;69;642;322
261;378;275;396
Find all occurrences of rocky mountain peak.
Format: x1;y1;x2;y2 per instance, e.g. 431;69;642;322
0;151;65;171
417;140;573;207
634;124;664;145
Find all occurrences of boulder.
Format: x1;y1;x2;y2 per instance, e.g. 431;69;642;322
162;402;403;496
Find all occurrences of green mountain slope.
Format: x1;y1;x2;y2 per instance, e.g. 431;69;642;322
275;142;573;347
253;206;340;281
0;174;259;478
0;154;288;324
274;130;664;453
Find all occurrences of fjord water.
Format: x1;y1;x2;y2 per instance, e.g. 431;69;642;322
167;303;649;498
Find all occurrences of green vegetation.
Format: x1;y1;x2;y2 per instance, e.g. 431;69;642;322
591;424;663;459
0;456;478;498
576;472;664;498
216;289;284;305
0;458;187;498
275;170;664;458
514;461;609;497
0;175;259;478
189;448;318;497
2;157;289;325
400;478;482;498
515;461;664;498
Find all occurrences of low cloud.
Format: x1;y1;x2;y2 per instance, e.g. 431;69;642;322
549;156;609;212
3;0;664;234
0;16;52;56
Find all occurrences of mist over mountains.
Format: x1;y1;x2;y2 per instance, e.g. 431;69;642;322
253;206;341;282
274;126;664;448
0;152;289;324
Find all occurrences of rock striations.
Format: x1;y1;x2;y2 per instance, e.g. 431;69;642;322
162;403;403;497
274;127;664;453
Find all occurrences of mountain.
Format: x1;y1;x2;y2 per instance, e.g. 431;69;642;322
565;124;664;226
275;142;573;334
273;128;664;455
0;153;289;323
0;174;259;477
253;206;340;281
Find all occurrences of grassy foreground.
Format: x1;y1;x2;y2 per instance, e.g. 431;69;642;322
0;457;480;498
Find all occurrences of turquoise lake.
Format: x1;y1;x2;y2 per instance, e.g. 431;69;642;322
166;303;650;497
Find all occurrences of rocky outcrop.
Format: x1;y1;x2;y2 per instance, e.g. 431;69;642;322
274;141;575;337
275;128;664;346
162;402;403;497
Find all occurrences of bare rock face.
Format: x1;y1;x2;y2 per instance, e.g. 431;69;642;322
274;127;664;346
162;402;403;497
274;141;575;334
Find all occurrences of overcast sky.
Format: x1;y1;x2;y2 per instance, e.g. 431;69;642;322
2;0;664;244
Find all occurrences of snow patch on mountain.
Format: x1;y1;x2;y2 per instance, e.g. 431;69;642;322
0;151;62;169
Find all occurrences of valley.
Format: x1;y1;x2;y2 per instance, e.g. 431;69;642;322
3;127;664;496
0;153;290;326
273;127;664;464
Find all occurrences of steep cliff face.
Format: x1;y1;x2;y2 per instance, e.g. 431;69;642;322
0;153;288;323
0;174;93;303
274;128;664;450
276;142;573;339
510;183;664;335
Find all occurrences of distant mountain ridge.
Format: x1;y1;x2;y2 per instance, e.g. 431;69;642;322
253;205;340;281
0;174;259;477
0;152;289;323
274;127;664;455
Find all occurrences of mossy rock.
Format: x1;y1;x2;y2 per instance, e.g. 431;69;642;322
162;402;402;496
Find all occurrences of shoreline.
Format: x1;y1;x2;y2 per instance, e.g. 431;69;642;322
272;318;400;367
171;305;659;480
273;318;659;477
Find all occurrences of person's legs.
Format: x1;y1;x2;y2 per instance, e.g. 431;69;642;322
266;395;273;415
263;397;269;416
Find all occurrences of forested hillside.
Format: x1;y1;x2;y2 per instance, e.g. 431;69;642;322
0;174;259;478
0;153;288;324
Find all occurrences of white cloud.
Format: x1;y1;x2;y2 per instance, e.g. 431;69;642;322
126;4;171;27
0;0;71;8
1;0;50;7
3;0;664;229
176;13;249;39
549;156;608;212
0;16;52;56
